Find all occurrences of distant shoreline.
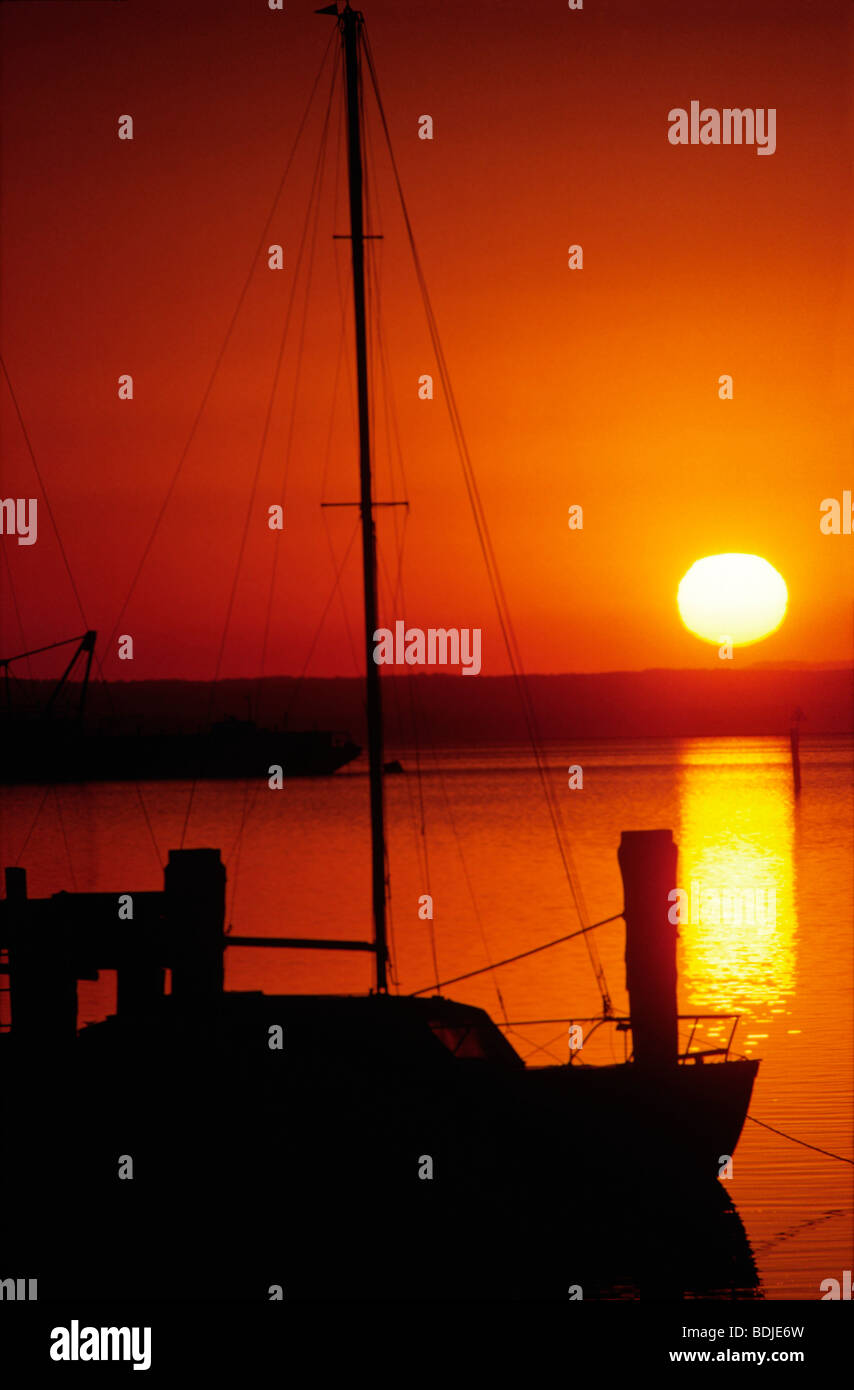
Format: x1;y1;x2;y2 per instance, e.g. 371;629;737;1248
9;667;853;740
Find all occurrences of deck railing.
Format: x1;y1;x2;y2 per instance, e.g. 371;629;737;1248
498;1012;744;1065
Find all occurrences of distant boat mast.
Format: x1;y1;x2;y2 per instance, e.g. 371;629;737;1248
321;2;388;991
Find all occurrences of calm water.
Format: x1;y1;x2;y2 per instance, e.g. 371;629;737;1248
2;734;852;1299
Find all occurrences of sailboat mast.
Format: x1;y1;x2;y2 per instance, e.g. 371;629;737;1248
340;4;388;993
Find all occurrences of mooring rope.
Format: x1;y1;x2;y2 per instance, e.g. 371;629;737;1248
745;1114;854;1166
409;911;623;997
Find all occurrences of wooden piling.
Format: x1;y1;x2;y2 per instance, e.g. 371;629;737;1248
5;866;78;1045
116;950;165;1020
618;829;679;1069
165;849;225;1003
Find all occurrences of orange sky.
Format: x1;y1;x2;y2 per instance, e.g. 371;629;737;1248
1;0;852;681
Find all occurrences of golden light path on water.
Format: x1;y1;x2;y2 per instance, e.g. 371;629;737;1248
675;742;796;1053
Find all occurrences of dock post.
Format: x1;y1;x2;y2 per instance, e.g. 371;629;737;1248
116;944;165;1020
618;829;679;1068
165;849;225;1003
5;867;78;1046
4;867;26;1038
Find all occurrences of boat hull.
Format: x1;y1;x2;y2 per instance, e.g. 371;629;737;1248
0;995;760;1299
62;993;759;1188
514;1057;759;1184
0;727;361;783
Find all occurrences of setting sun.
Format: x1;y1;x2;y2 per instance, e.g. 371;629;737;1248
677;553;789;647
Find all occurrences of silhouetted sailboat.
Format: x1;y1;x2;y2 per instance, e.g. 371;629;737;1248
0;3;759;1300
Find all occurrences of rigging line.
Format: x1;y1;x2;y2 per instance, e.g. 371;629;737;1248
410;912;623;997
371;270;409;593
181;57;340;850
132;782;162;866
228;493;360;914
369;533;398;985
373;528;442;992
375;492;409;641
375;555;438;978
331;231;359;448
359;48;540;700
272;46;341;549
359;52;381;449
323;290;368;658
380;332;409;569
319;298;351;499
282;519;361;724
383;787;399;992
13;785;52;866
223;511;358;878
225;519;361;899
404;679;437;989
329;62;360;450
370;277;412;598
448;422;605;998
372;548;398;984
361;57;385;253
495;1014;623;1027
12;758;160;875
313;48;349;502
561;1015;613;1059
315;294;357;679
427;715;509;1020
328;89;361;493
405;190;606;1005
52;787;77;892
102;29;338;666
364;43;595;1017
745;1114;854;1166
375;536;439;895
321;507;361;672
0;354;88;632
0;363;162;869
504;1026;569;1066
256;57;343;723
271;514;361;740
361;36;612;1015
0;543;34;679
375;550;439;988
254;307;351;722
331;56;345;281
402;721;437;985
368;284;488;1003
363;46;390;460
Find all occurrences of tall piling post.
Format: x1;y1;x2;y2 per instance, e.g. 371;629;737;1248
618;829;679;1068
165;849;225;1003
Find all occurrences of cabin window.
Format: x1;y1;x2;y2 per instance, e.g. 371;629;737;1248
429;1024;488;1059
428;1019;523;1064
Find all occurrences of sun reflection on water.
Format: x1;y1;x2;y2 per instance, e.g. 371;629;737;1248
675;742;797;1029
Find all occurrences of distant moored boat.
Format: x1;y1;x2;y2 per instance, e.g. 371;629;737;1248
0;631;361;784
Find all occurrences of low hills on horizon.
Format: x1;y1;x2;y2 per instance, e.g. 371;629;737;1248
11;665;854;742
